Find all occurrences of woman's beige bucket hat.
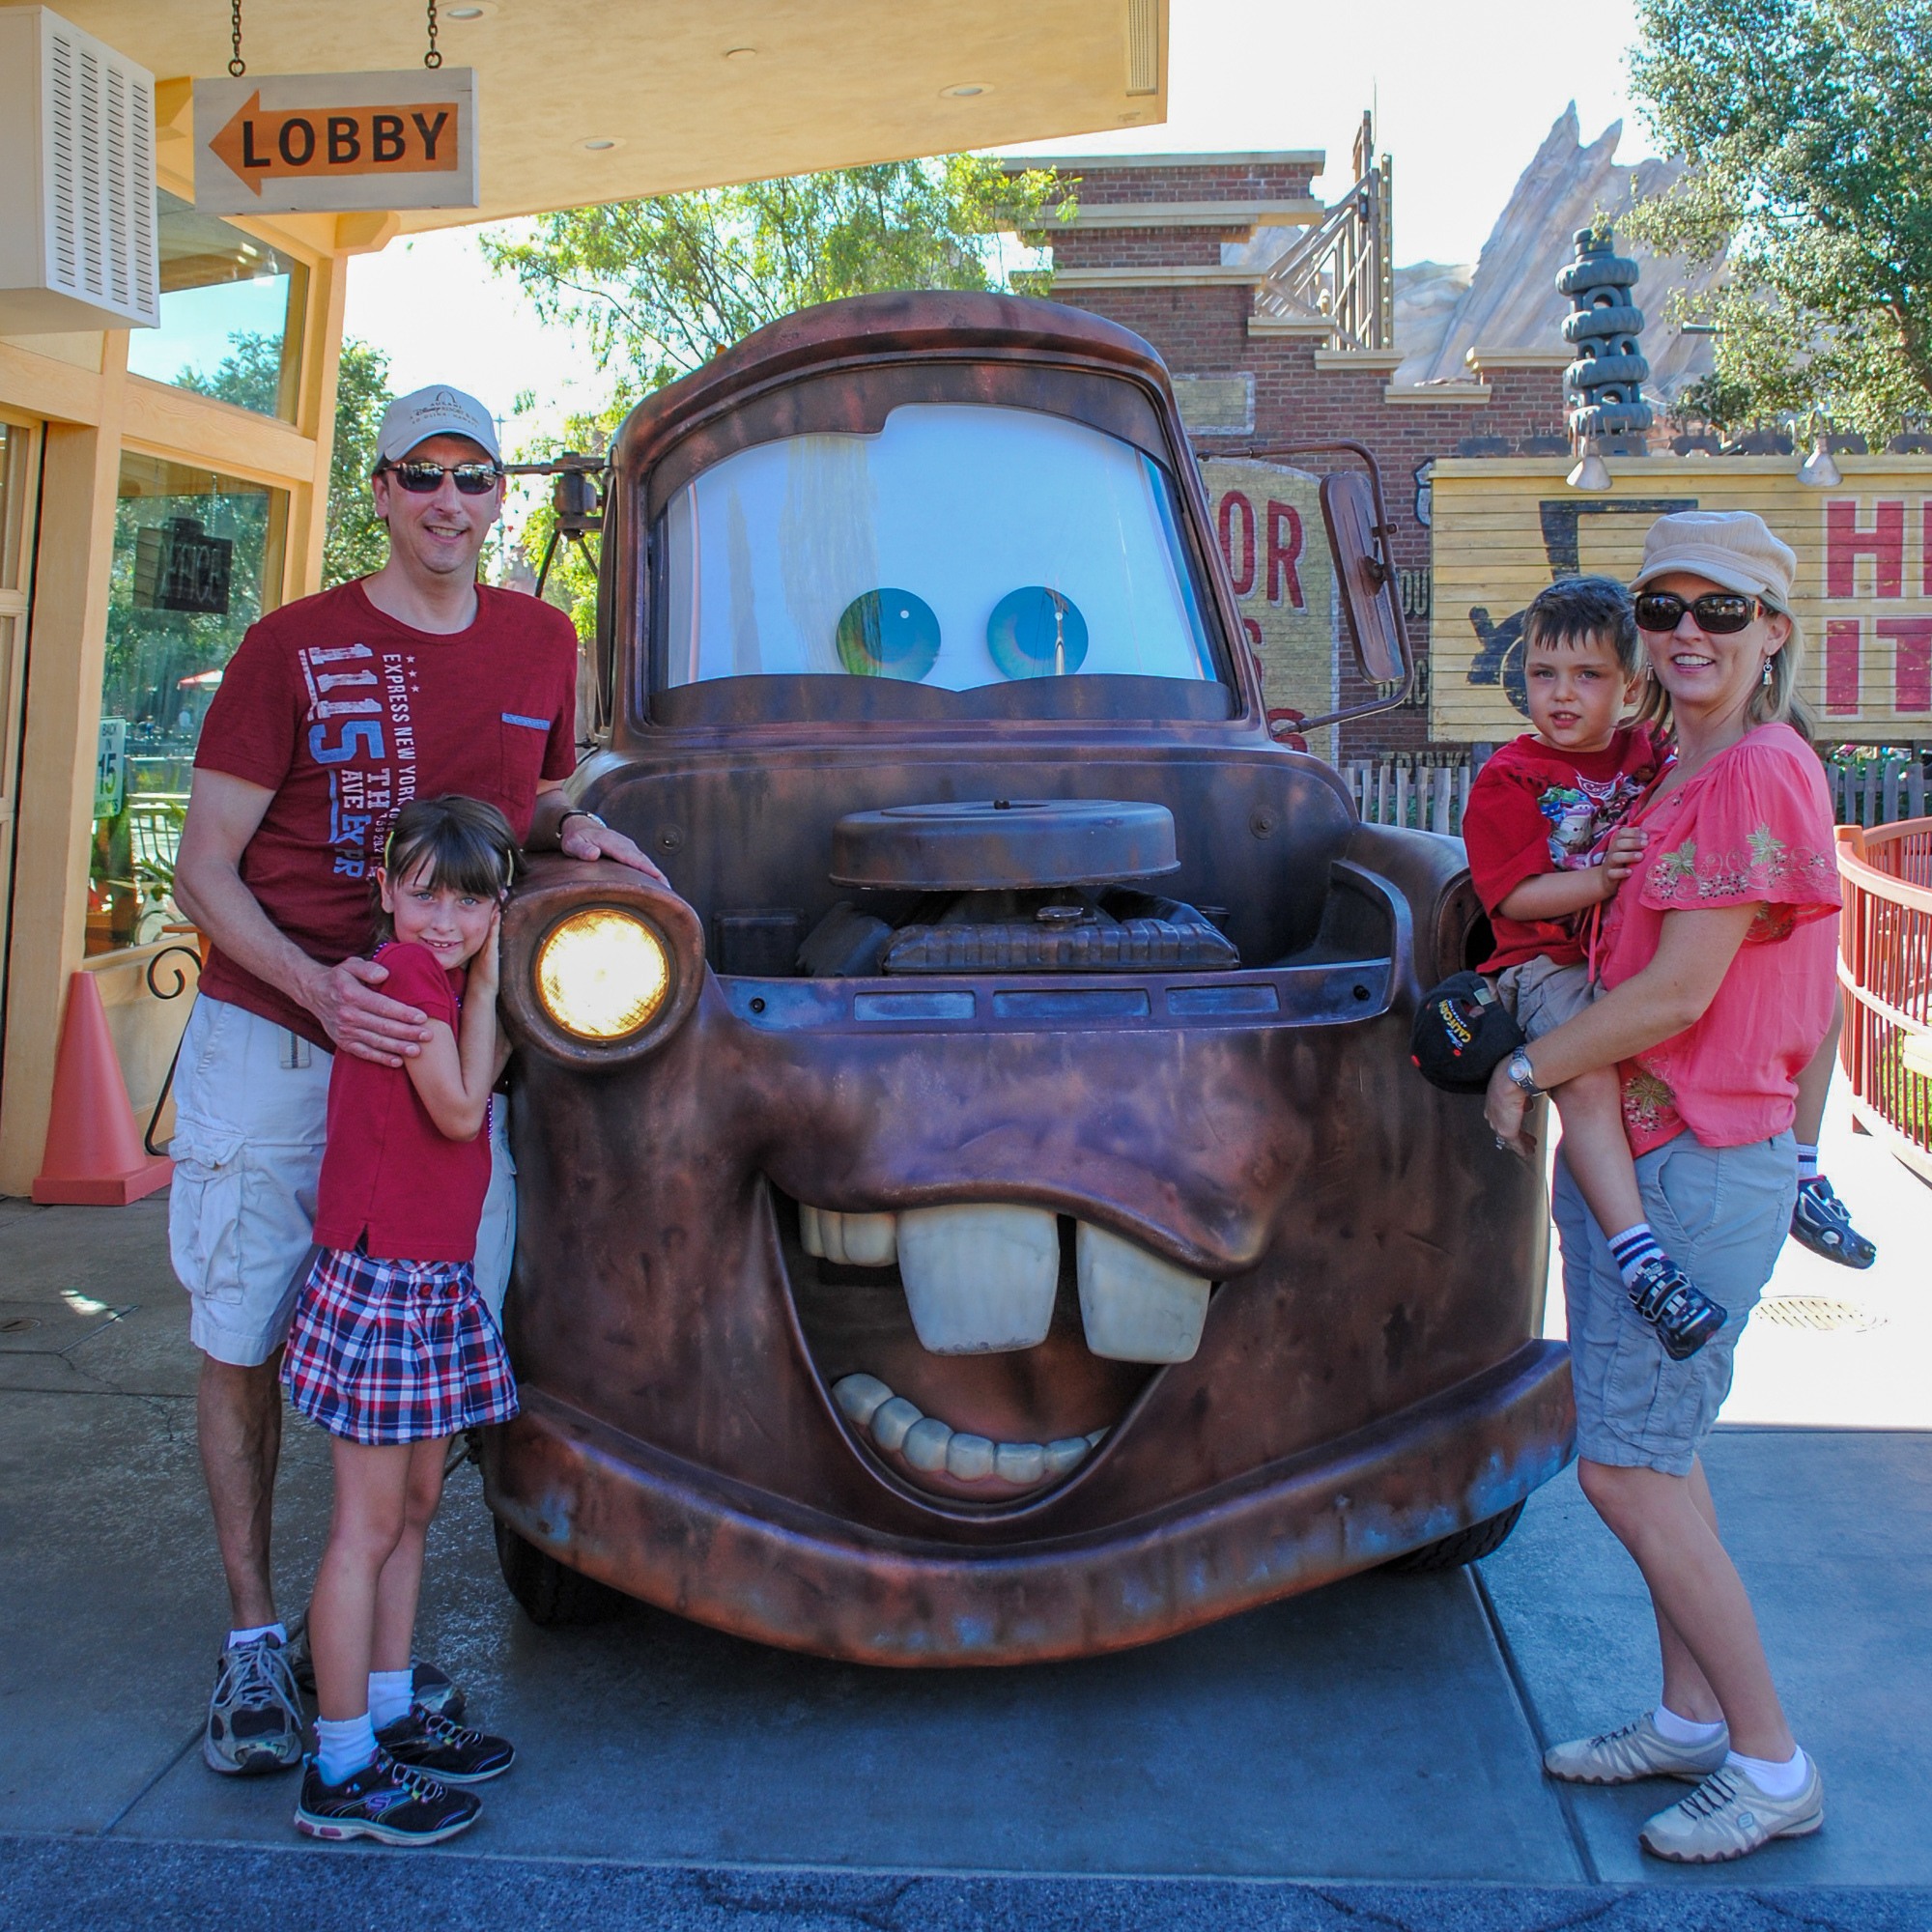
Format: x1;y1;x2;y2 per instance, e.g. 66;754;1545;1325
1631;509;1797;611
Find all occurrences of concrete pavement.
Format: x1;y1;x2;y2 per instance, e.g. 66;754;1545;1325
2;1087;1928;1925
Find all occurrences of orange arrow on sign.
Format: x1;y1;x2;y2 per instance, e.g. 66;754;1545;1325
208;91;463;196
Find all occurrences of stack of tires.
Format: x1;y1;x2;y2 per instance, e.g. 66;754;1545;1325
1558;226;1654;451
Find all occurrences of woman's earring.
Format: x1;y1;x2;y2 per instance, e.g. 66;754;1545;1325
1761;655;1776;689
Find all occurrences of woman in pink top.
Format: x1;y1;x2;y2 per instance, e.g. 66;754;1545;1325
1484;512;1838;1864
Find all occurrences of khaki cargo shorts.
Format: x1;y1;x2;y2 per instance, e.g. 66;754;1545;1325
167;994;516;1367
1492;955;1599;1040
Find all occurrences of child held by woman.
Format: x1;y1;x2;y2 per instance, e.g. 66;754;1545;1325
282;795;522;1846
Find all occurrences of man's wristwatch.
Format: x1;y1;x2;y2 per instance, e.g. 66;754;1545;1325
557;808;606;840
1506;1047;1542;1096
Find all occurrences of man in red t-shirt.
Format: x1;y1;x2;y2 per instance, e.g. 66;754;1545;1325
167;384;666;1777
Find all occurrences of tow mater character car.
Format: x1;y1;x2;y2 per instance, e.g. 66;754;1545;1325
486;291;1574;1662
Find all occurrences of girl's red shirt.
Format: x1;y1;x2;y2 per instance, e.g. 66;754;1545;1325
311;940;493;1263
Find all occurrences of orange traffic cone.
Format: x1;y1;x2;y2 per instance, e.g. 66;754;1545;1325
32;971;174;1206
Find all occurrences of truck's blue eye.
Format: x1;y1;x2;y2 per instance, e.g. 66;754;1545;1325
986;586;1088;679
835;589;940;681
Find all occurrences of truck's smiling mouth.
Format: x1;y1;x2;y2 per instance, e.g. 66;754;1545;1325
778;1192;1212;1504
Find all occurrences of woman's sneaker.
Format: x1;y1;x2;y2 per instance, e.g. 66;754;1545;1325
1544;1712;1730;1784
203;1632;305;1776
1625;1257;1727;1360
1790;1177;1878;1268
376;1703;517;1784
295;1748;482;1846
1639;1757;1825;1862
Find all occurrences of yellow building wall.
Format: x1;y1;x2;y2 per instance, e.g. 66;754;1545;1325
1429;456;1932;744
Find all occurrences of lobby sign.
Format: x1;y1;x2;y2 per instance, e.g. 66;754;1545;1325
194;69;478;215
1199;459;1338;757
1429;457;1932;744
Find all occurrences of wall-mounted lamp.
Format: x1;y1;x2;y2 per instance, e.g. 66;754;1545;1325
1797;422;1843;489
1566;435;1612;492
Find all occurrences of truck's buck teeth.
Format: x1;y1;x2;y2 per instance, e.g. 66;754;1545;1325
799;1205;897;1267
1074;1221;1210;1362
894;1203;1059;1354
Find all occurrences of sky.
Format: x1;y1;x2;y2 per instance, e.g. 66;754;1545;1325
339;0;1661;532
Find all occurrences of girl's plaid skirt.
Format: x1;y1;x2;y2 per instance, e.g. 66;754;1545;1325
282;1246;518;1445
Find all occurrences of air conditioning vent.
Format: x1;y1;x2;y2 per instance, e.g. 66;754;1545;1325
1125;0;1160;96
0;5;157;333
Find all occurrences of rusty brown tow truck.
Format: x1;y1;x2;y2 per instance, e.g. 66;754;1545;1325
486;290;1573;1663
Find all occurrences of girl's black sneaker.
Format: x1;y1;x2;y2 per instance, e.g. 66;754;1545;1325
1625;1257;1727;1360
376;1703;517;1784
295;1747;481;1845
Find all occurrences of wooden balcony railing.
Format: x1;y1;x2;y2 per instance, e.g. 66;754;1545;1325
1836;818;1932;1181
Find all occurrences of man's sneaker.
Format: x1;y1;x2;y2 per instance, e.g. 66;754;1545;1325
1790;1178;1878;1269
1639;1757;1825;1862
202;1632;305;1776
1544;1712;1731;1785
286;1619;466;1720
376;1703;516;1784
1626;1257;1728;1360
295;1747;482;1846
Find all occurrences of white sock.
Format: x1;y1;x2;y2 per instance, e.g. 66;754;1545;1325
1725;1744;1809;1799
368;1668;414;1730
1653;1703;1725;1746
226;1621;288;1650
315;1713;377;1785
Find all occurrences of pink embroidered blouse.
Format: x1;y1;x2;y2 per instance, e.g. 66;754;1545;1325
1596;723;1841;1155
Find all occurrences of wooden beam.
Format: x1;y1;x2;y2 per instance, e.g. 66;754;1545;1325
0;348;128;1194
122;377;318;487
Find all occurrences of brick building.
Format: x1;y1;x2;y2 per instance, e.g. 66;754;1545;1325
1023;136;1574;759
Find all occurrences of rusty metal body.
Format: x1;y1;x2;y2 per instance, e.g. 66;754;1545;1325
485;291;1572;1664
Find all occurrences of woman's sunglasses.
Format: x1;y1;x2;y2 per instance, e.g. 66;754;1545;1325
380;459;501;496
1634;590;1764;636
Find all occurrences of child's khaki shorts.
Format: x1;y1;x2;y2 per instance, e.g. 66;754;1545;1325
1492;954;1599;1041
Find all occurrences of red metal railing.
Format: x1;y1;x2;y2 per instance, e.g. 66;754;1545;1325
1837;818;1932;1180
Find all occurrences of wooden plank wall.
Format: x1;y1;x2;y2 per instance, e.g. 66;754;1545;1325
1429;455;1932;745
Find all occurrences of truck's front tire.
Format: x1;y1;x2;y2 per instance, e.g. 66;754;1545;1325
494;1517;626;1627
1383;1500;1525;1573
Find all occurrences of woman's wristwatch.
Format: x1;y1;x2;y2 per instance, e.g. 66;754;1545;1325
1506;1047;1542;1096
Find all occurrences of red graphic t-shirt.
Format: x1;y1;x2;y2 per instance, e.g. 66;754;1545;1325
1463;723;1668;974
311;942;494;1263
193;580;578;1047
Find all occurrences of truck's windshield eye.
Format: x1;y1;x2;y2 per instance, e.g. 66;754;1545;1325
835;588;941;681
987;586;1088;680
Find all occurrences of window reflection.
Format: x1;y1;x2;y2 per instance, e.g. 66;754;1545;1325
90;454;286;954
126;190;306;422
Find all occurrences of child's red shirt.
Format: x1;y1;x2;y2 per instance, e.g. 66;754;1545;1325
1463;723;1668;975
311;940;492;1263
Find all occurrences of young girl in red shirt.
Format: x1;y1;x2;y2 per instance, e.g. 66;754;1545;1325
281;795;521;1847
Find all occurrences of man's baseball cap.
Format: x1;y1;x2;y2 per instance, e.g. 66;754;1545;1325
1631;510;1797;611
374;384;500;467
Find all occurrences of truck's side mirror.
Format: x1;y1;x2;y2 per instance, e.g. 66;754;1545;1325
1320;469;1409;687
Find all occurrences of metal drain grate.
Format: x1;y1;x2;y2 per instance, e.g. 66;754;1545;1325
0;1316;40;1334
1756;1295;1883;1332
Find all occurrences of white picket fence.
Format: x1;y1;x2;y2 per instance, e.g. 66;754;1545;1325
1348;748;1929;837
1346;759;1474;836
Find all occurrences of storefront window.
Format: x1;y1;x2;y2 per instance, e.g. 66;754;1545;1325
90;454;286;954
126;190;307;421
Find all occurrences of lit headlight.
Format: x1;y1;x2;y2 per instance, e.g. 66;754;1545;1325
535;908;670;1040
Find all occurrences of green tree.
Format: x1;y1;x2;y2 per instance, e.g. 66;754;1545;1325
1624;0;1932;440
323;337;394;586
179;330;393;583
483;156;1072;636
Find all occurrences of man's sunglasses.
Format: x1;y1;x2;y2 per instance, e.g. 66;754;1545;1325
1634;590;1764;636
380;459;501;496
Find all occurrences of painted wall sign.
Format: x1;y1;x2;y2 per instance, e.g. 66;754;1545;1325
1199;458;1339;757
193;69;478;215
1429;456;1932;743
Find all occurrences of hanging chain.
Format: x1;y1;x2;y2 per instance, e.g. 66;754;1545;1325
228;0;245;76
424;0;441;69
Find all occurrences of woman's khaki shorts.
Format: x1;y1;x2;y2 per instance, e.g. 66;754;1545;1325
1553;1131;1795;1476
168;995;516;1367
